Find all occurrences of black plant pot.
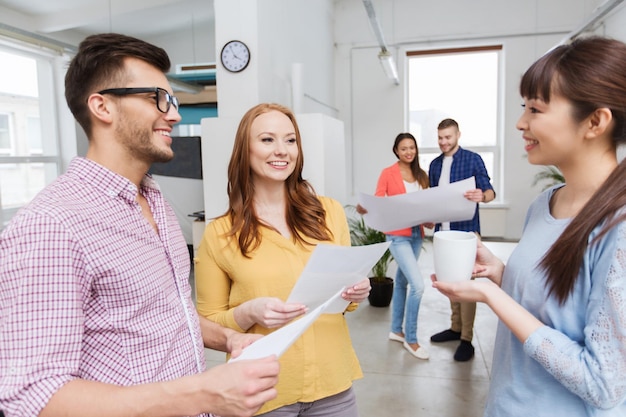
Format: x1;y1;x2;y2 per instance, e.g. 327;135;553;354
368;277;394;307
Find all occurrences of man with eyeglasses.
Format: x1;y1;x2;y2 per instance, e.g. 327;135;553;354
0;33;279;417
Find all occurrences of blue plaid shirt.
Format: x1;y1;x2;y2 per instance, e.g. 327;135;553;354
428;147;494;233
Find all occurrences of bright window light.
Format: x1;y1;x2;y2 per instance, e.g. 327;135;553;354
406;46;501;196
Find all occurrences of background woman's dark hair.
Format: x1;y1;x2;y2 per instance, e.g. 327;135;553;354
521;36;626;304
392;133;429;189
64;33;171;137
224;103;333;257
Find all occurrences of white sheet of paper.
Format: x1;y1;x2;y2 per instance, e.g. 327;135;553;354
228;290;341;362
286;242;391;313
358;177;477;232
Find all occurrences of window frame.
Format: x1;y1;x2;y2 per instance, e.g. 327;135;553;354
0;112;13;154
0;42;64;228
405;45;503;201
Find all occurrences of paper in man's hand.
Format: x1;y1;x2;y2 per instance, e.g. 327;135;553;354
358;177;477;232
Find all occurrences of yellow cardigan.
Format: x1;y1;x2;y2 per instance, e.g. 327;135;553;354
195;196;363;414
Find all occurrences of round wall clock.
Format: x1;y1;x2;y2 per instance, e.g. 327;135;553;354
220;40;250;73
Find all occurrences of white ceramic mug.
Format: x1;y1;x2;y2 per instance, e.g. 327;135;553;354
433;231;477;282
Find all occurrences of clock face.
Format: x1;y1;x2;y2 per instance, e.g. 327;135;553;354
220;40;250;73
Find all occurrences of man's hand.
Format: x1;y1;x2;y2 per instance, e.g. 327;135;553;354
463;188;484;203
196;356;279;417
227;332;263;358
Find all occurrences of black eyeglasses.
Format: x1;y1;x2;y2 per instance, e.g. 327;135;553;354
97;87;180;113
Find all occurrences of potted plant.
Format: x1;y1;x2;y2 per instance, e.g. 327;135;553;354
346;205;394;307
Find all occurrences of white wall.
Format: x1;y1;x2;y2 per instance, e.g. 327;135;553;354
213;0;336;119
603;1;626;38
257;0;337;117
333;0;624;239
148;25;215;70
297;114;346;202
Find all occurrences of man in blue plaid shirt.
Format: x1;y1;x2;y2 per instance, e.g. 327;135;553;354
428;118;495;361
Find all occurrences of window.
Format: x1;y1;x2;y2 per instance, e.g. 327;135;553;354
0;46;61;228
0;113;11;153
27;116;43;154
407;46;502;196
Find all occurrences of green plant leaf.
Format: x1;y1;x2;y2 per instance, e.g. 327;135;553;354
345;205;393;282
532;166;565;191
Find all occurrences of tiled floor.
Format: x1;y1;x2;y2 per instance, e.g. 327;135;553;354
201;240;517;417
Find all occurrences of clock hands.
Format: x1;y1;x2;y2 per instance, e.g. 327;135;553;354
229;44;241;60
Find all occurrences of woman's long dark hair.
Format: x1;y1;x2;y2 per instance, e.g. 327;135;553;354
520;37;626;304
392;133;429;189
224;103;333;257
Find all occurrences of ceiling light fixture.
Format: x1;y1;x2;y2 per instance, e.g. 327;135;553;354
378;49;399;85
362;0;399;85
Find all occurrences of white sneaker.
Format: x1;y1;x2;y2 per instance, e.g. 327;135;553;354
388;332;405;343
403;341;429;360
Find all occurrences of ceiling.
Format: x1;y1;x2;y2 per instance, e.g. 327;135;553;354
0;0;217;93
0;0;215;40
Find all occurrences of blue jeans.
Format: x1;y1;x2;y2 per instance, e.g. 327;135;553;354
387;227;425;344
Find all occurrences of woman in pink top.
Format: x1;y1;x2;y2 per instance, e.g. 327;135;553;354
358;133;431;359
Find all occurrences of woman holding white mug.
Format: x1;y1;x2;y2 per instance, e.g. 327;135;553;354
433;36;626;416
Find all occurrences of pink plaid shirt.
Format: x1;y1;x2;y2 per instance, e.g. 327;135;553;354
0;158;208;417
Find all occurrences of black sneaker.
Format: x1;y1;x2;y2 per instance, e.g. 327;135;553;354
454;340;475;361
430;329;461;343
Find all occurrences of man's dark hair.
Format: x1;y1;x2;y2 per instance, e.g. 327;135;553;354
64;33;171;136
437;118;459;130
